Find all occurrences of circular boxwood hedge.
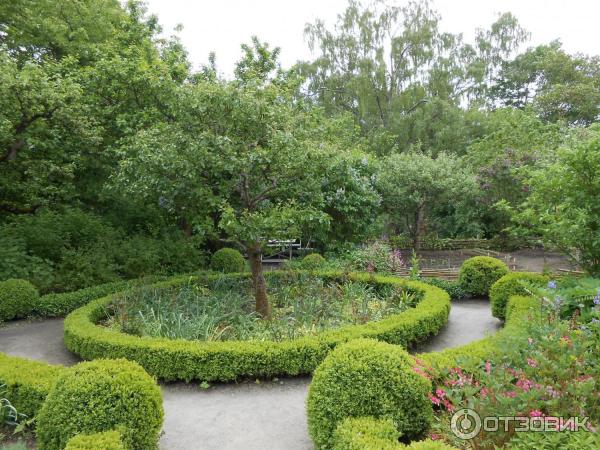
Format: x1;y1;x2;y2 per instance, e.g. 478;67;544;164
210;248;245;273
36;359;163;450
307;338;433;449
0;278;39;321
63;272;450;382
458;256;508;296
490;272;548;320
299;253;327;270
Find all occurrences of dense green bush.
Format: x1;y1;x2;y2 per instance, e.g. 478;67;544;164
36;359;163;450
458;256;508;296
65;429;126;450
64;272;450;382
210;248;245;273
0;352;63;418
0;209;204;293
489;272;548;320
299;253;327;270
0;278;39;321
420;278;466;300
506;429;600;449
333;417;456;449
307;338;433;449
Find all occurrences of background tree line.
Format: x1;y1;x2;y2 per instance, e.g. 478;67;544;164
1;0;599;294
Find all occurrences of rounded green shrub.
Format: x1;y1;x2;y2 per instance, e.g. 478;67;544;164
300;253;326;270
65;429;125;450
490;272;548;320
458;256;508;296
0;278;39;321
36;359;163;450
307;338;433;449
210;248;245;273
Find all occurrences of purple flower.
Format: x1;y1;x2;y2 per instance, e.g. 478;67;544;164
547;281;557;289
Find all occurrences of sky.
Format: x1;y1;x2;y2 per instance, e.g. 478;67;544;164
143;0;600;77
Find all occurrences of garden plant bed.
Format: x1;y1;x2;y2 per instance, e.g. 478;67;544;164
63;271;451;382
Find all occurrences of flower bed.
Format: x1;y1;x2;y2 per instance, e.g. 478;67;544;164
64;271;451;382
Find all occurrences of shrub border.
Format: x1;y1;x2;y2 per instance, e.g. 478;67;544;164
64;271;451;382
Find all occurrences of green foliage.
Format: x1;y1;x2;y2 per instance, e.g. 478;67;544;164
210;248;245;273
107;274;416;342
0;353;63;418
428;300;598;449
65;430;126;450
299;253;327;270
378;151;477;249
0;279;39;321
64;273;450;382
514;126;600;276
458;256;508;296
36;359;163;450
307;338;433;449
333;417;456;450
348;241;405;273
506;430;600;450
489;272;548;320
0;209;203;292
421;278;467;301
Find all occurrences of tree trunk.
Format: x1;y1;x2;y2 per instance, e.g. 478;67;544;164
248;246;270;319
413;205;426;251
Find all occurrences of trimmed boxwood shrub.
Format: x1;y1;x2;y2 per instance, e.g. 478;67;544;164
490;272;548;320
36;359;163;450
0;352;64;418
420;278;466;300
0;278;39;321
63;272;451;382
65;429;126;450
333;417;456;449
458;256;508;296
299;253;327;270
307;338;433;449
210;248;245;273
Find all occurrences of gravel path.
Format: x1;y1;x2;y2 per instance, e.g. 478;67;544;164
0;298;499;450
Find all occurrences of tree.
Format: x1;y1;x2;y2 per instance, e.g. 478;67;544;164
493;42;600;125
377;150;476;249
513;127;600;275
115;39;331;318
300;0;527;155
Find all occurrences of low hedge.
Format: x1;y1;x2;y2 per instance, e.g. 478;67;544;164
0;278;39;321
64;271;451;382
37;359;163;450
65;429;126;450
307;338;433;449
458;256;508;296
0;352;64;418
489;272;548;320
333;417;456;450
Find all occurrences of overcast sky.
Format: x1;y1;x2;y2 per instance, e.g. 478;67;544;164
144;0;599;77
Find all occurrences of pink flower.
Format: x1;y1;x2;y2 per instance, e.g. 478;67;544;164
480;387;489;398
428;393;441;406
429;434;441;441
443;398;455;411
485;361;491;374
504;391;517;398
435;388;446;399
529;410;544;417
527;358;537;368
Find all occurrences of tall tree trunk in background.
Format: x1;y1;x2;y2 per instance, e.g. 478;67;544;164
248;245;270;319
413;204;426;251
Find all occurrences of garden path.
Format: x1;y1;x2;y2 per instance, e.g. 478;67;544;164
0;298;499;450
